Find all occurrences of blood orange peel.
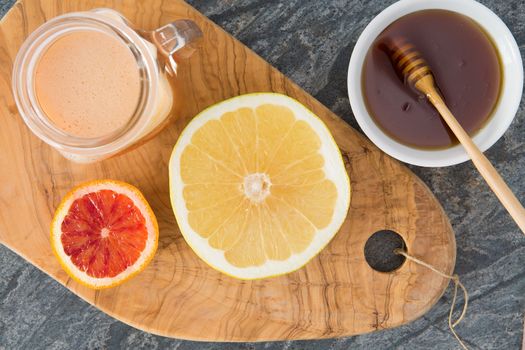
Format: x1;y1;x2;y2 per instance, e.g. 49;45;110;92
50;179;158;289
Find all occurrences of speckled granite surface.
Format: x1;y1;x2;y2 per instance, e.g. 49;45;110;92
1;0;524;349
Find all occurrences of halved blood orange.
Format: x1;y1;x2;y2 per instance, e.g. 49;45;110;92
50;180;158;289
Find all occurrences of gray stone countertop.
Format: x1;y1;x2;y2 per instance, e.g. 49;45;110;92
1;0;524;349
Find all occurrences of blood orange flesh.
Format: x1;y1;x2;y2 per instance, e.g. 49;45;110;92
60;189;148;278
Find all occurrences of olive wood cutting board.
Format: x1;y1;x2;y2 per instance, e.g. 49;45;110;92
0;0;455;341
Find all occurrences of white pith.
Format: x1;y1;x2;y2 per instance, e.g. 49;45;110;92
169;93;351;279
243;173;271;203
100;228;110;238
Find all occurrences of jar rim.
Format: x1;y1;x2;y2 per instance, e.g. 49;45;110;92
12;9;160;156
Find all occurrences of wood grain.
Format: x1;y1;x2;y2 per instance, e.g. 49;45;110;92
0;0;456;341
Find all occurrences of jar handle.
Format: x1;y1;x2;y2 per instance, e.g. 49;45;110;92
146;20;203;75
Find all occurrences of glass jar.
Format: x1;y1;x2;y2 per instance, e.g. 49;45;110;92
12;8;202;163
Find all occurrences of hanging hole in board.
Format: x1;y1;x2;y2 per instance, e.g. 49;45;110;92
364;230;407;272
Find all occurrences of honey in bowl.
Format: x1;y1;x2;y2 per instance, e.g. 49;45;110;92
362;10;501;149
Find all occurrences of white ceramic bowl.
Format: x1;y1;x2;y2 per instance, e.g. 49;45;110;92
347;0;523;167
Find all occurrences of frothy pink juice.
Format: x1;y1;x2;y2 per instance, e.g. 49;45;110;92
34;30;141;138
12;8;202;163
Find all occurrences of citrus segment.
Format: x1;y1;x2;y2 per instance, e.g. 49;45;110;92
272;181;338;229
220;108;257;172
223;205;266;268
170;93;351;279
255;104;296;171
190;119;245;175
265;120;322;174
51;180;158;289
180;145;242;184
265;196;316;253
188;196;244;238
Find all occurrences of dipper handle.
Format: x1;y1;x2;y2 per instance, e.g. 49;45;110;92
386;37;525;234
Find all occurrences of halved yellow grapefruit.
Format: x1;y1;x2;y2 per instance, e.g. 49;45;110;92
50;180;158;289
169;93;350;279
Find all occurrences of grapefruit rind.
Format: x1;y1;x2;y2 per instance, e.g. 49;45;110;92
169;93;351;280
50;179;158;289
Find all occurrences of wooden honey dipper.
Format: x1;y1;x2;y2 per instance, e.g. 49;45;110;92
385;38;525;234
